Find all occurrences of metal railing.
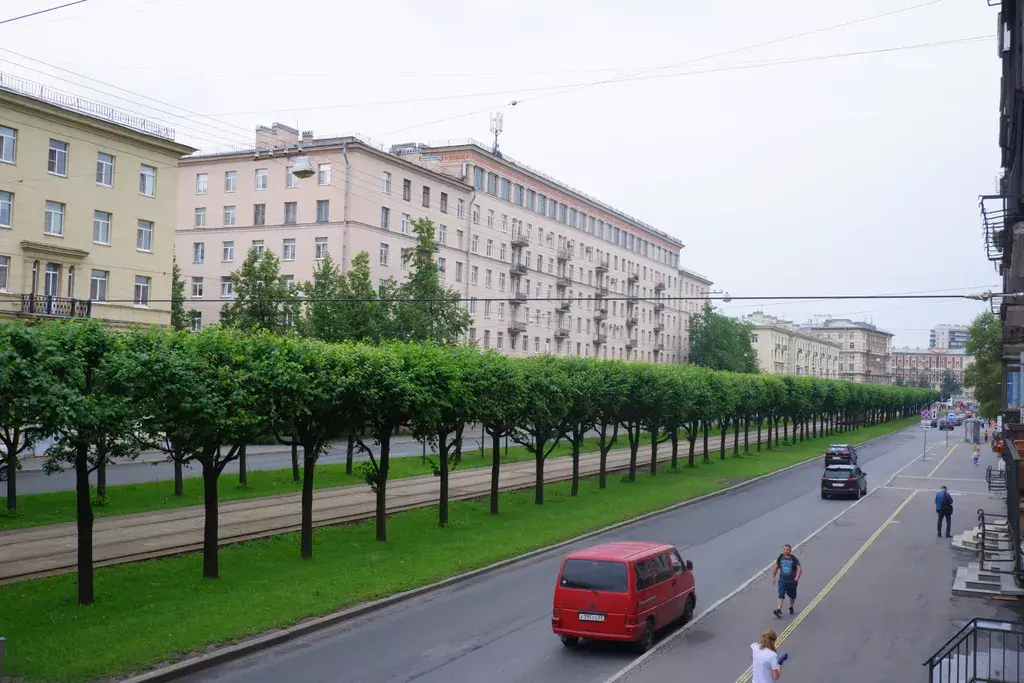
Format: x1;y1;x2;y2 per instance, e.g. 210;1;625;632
987;465;1008;493
924;618;1024;682
977;509;1024;584
20;294;91;319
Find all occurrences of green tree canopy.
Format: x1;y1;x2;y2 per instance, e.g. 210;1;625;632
222;248;299;334
939;370;961;402
689;303;759;373
963;311;1002;418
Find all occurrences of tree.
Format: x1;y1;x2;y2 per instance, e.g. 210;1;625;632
557;357;603;495
472;351;527;514
593;361;629;487
689;302;759;373
221;248;299;334
939;370;961;402
170;259;189;332
618;365;655;481
511;356;571;505
390;218;471;344
964;311;1002;418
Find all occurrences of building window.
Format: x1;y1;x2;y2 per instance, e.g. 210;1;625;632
483;330;491;348
316;200;330;223
849;342;854;349
44;201;64;236
500;178;511;200
136;219;153;251
403;179;411;201
254;168;268;190
469;298;477;314
501;214;508;232
317;164;331;186
457;229;464;248
485;269;493;288
422;186;430;208
484;300;491;318
380;206;390;230
139;165;156;196
285;166;298;189
222;240;234;261
282;238;295;261
499;243;506;260
497;331;504;349
471;235;478;253
192;242;205;264
253;203;266;226
223;205;236;227
190;312;202;332
457;199;465;217
195;173;208;194
487;210;494;228
89;269;107;301
498;302;505;320
191;276;203;298
0;191;10;227
48;139;68;176
437;256;446;275
486;239;493;257
221;276;233;297
194;206;206;228
379;242;389;265
86;210;111;245
498;272;506;291
252;239;265;259
382;171;392;194
96;152;114;187
486;172;498;195
438;224;447;244
470;265;479;284
440;192;448;213
284;201;297;224
514;184;524;206
225;170;237;192
315;237;328;260
455;262;464;282
0;125;15;164
134;275;151;306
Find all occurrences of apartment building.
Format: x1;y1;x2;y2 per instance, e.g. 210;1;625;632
0;75;194;326
892;347;973;389
803;318;894;384
177;129;693;362
743;312;842;378
929;323;970;350
677;268;713;364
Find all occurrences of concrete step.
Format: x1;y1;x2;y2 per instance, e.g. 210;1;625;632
934;650;1023;682
966;562;1001;582
953;567;1003;597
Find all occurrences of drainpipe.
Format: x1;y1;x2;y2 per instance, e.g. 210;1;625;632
464;190;476;305
341;142;350;271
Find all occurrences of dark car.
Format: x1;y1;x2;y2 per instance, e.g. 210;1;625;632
939;420;955;431
930;419;938;428
821;464;867;499
824;444;858;466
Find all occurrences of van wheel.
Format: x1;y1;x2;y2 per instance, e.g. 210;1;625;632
681;597;695;624
560;635;579;647
636;619;655;653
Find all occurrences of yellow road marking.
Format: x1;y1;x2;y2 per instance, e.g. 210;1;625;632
733;490;917;683
926;444;960;479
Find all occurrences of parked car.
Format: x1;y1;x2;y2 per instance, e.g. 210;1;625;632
552;541;696;652
824;444;858;466
930;419;938;428
821;464;867;499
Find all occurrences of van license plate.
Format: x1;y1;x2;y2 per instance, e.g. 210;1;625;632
578;612;605;622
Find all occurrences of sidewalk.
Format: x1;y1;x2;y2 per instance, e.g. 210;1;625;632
0;421;827;584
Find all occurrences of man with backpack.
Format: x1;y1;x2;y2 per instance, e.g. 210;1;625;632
935;486;953;538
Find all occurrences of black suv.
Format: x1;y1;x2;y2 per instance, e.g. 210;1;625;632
821;464;867;499
824;444;858;466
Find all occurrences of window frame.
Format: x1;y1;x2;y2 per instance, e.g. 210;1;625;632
96;152;115;187
139;164;157;197
136;219;153;252
93;210;111;245
47;139;68;177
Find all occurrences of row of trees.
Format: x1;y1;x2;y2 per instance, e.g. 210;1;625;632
0;319;936;605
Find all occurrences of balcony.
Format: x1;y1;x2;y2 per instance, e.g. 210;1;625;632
594;333;607;345
626;315;638;328
510;262;527;276
594;308;607;322
627;272;639;283
511;233;530;248
555;326;570;339
625;338;636;350
654;342;664;353
20;294;91;319
556;274;572;287
595;259;609;274
654;322;664;333
626;292;639;303
595;286;609;298
654;280;665;293
557;247;573;262
557;299;571;312
654;301;665;313
508;320;527;335
508;290;528;304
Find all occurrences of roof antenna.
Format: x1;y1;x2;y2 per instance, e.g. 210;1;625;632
490;112;504;158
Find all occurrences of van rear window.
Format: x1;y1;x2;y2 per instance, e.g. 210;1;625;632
559;559;628;593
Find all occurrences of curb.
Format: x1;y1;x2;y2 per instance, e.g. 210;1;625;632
117;423;914;683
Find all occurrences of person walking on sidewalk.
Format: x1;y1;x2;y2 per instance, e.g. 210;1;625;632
935;485;953;538
751;628;784;682
771;544;802;618
973;443;980;467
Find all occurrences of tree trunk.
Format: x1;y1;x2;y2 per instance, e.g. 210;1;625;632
96;442;107;500
702;421;709;463
670;429;679;469
720;421;727;460
628;430;639;481
649;428;659;476
75;439;94;605
534;436;546;504
238;443;247;486
300;445;316;559
744;416;750;453
757;421;762;452
374;437;390;542
292;438;301;482
687;424;697;467
572;432;582;495
438;430;450;526
346;430;356;476
202;459;219;579
489;431;501;514
598;424;609;489
733;418;740;455
5;453;16;511
173;455;183;497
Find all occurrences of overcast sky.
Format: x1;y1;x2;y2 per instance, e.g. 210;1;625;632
1;0;1002;347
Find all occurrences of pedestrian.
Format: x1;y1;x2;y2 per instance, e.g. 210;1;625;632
973;444;980;466
751;628;784;682
771;544;802;618
935;485;953;538
984;430;989;443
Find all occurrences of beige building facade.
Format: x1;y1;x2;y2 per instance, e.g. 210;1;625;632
743;312;842;378
176;127;701;362
0;75;194;327
803;318;894;384
891;347;972;389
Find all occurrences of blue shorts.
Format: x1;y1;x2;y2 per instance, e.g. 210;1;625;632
778;581;798;600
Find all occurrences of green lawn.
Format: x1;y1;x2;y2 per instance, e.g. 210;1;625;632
0;433;651;530
0;417;914;683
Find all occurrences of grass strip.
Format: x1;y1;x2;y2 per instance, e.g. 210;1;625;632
0;418;914;682
0;433;651;530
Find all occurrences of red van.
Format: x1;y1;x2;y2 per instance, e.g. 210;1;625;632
551;541;696;652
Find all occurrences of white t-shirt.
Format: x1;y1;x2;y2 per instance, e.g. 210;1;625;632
751;643;780;683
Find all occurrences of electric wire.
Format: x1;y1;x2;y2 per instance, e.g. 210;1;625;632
0;0;90;26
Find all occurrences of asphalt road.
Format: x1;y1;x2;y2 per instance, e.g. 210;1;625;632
179;425;937;683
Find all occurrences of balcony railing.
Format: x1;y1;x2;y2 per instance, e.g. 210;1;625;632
510;263;527;276
508;320;527;334
627;272;639;283
509;290;528;304
654;301;665;312
625;338;636;349
557;299;571;311
594;308;607;321
555;326;570;339
625;315;638;327
511;233;529;248
654;281;666;292
20;294;92;319
923;617;1024;683
557;247;573;262
654;342;664;352
626;293;639;302
595;286;609;298
556;275;572;287
595;259;609;274
654;323;664;333
594;333;607;345
980;194;1011;265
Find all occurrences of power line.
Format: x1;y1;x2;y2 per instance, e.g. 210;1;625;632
0;0;90;26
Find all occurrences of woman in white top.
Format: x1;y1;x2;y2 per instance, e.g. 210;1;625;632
751;628;782;682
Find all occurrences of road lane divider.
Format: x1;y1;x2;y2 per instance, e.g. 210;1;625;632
731;490;917;683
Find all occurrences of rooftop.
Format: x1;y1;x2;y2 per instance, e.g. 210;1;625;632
566;541;673;561
894;346;969;356
0;72;176;141
678;266;713;284
802;318;894;336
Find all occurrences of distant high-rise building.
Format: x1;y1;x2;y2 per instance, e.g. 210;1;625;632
929;324;970;350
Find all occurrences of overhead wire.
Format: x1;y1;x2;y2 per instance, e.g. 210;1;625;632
0;0;90;26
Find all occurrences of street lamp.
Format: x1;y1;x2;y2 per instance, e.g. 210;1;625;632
290;155;315;179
